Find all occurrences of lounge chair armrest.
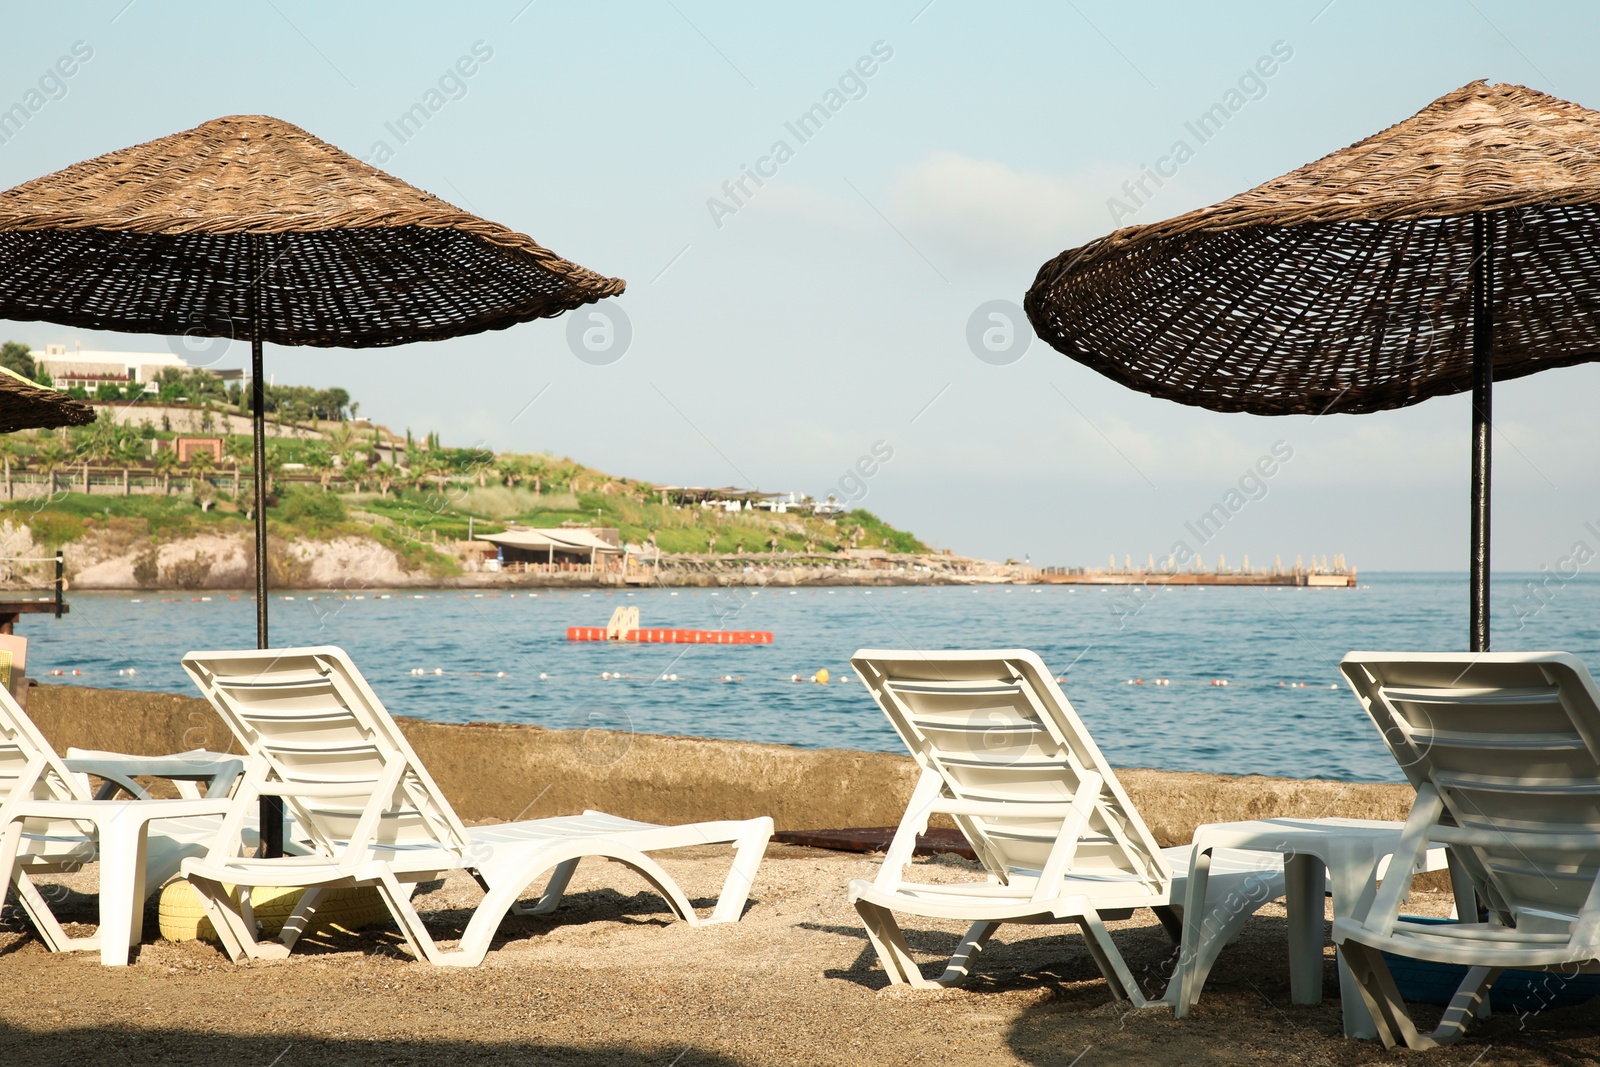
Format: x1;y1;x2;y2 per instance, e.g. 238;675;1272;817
1361;783;1446;934
64;749;246;800
5;797;234;822
1032;772;1103;902
876;769;945;889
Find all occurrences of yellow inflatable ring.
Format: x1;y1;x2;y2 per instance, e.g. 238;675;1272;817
158;878;390;942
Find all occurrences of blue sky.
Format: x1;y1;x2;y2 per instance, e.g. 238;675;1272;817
2;1;1597;570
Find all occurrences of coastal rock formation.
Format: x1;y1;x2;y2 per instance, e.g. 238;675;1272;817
67;532;419;590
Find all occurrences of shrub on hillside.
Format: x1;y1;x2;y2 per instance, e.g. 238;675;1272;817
274;488;347;535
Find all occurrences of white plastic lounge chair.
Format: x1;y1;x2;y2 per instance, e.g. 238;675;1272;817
0;687;246;965
847;649;1288;1005
178;646;773;967
1334;651;1600;1049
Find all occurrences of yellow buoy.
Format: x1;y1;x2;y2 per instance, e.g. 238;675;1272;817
813;668;829;684
158;878;390;942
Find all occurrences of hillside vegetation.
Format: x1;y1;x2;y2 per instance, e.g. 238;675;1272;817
0;421;930;578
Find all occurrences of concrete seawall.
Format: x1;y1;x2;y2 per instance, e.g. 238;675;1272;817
26;684;1416;847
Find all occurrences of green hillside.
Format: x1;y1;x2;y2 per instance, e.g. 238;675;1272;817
0;421;931;577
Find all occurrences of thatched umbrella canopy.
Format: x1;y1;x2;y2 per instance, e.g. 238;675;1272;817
1026;81;1600;650
0;114;624;643
0;114;624;345
0;366;94;433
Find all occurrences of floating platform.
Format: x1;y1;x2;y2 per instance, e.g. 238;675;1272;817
567;626;772;644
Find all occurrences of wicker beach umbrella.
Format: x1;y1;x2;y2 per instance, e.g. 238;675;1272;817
0;366;93;433
0;114;624;644
1026;80;1600;652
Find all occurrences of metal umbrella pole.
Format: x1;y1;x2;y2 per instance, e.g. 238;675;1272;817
1469;213;1495;654
249;234;269;650
248;235;283;856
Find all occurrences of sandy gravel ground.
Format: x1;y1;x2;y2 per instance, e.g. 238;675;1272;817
1;844;1594;1066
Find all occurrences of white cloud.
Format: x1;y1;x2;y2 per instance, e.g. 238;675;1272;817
888;151;1124;261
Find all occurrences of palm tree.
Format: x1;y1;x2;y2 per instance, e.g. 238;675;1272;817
151;447;179;495
34;441;69;496
419;452;448;495
262;444;285;496
495;457;524;489
223;435;250;494
373;461;396;497
79;420;120;495
389;463;415;499
326;423;355;466
344;458;368;494
116;434;141;496
189;449;217;509
189;448;215;483
0;436;22;499
306;446;334;492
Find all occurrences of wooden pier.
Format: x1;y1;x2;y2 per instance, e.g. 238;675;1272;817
0;551;67;632
0;598;66;632
1037;554;1356;588
1036;571;1355;588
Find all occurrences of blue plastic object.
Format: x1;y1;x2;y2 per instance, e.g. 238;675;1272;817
1383;917;1600;1012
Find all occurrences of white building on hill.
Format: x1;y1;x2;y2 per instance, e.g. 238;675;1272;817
32;343;240;392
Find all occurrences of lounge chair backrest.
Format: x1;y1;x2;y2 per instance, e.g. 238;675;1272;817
851;649;1169;890
182;647;471;859
1341;651;1600;925
0;680;84;811
0;681;93;853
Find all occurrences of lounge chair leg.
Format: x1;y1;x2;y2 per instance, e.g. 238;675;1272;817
1078;910;1148;1007
517;859;579;916
706;818;773;924
1340;939;1437;1049
9;869;92;953
370;870;462;966
1432;966;1502;1046
186;875;279;962
854;899;934;987
1168;846;1212;1016
1165;860;1278;1015
0;823;89;954
1152;905;1183;944
278;886;330;951
937;920;1001;985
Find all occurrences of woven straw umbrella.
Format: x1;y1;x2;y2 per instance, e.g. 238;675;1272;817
0;115;622;855
1026;80;1600;652
0;114;623;641
0;366;94;433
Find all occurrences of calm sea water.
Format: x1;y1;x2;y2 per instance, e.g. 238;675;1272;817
23;573;1600;783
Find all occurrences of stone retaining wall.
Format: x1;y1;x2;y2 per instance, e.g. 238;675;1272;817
25;684;1414;847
